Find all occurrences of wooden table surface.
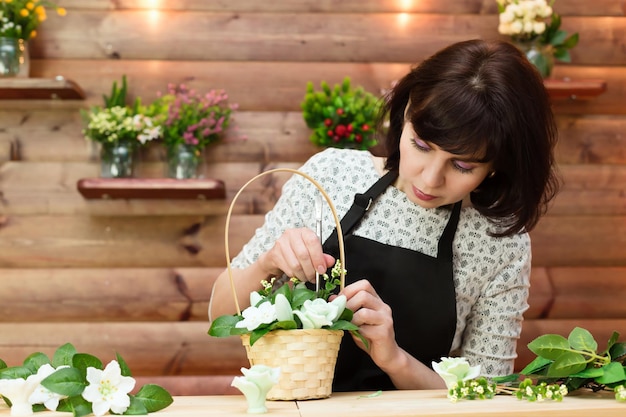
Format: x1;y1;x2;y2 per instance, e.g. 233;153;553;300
1;390;624;416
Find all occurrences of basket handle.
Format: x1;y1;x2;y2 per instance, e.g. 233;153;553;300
225;168;346;315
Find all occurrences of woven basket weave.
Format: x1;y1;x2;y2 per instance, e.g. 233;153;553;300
225;168;346;401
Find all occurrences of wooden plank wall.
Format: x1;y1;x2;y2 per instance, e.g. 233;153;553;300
0;0;625;395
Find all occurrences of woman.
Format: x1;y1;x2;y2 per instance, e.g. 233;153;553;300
209;39;560;391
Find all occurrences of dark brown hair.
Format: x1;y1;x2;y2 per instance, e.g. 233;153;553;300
380;39;560;237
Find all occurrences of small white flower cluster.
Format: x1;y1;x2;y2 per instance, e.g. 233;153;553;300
616;384;626;402
497;0;553;40
84;106;161;145
447;378;496;403
515;379;567;402
0;360;135;417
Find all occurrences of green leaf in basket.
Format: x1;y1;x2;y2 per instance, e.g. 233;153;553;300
41;367;87;397
208;315;242;337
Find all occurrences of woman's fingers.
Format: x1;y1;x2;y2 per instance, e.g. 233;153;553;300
266;228;331;282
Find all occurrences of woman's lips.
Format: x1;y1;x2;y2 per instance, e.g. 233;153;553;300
413;186;436;201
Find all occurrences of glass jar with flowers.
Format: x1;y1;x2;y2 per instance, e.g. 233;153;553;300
82;76;161;178
0;0;66;77
148;83;237;180
496;0;578;78
301;77;382;150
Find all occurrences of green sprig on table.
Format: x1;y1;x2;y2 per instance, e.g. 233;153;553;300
492;327;626;402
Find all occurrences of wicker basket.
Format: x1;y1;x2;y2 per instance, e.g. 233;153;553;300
225;168;346;401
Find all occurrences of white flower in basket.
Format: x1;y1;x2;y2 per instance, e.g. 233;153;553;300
208;168;366;401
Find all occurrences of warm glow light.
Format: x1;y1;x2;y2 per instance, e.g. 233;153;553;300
140;0;162;8
396;0;413;12
396;13;410;29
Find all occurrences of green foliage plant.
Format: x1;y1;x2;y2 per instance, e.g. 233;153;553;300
301;77;382;150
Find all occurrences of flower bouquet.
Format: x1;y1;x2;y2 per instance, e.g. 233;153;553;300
0;0;66;40
209;168;363;400
301;77;382;150
147;83;237;179
496;0;579;78
0;0;66;76
0;343;173;417
433;326;626;403
82;76;160;178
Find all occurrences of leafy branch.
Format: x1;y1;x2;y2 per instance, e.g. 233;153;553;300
494;327;626;397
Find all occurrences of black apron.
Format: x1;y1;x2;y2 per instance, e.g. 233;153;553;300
322;170;461;391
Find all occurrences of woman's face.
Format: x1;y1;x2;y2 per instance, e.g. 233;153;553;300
396;121;493;208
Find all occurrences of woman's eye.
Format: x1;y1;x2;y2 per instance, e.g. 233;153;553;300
453;161;475;174
412;138;430;151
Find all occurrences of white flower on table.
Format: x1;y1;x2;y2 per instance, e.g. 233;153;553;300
27;364;69;411
0;378;37;417
293;295;346;329
432;357;482;390
81;360;135;417
236;301;278;331
231;365;281;414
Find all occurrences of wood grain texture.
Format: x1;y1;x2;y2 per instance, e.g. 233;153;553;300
0;322;248;376
51;0;626;15
30;11;626;66
13;61;625;114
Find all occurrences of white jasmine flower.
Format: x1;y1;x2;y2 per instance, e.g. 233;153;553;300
235;301;277;331
432;357;482;390
27;364;69;411
81;360;135;417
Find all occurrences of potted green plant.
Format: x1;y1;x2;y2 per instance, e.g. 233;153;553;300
301;77;382;150
148;83;237;179
496;0;579;78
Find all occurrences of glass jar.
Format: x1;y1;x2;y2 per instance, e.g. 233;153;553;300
166;143;203;179
0;37;26;77
100;141;135;178
515;40;555;79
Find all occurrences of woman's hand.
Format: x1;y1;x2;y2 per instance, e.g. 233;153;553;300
339;279;402;370
257;228;335;284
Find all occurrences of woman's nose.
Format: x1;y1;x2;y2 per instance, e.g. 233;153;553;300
422;163;445;188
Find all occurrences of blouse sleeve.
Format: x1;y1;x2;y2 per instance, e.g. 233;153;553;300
456;235;531;377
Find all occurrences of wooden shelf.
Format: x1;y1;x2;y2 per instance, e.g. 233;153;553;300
77;178;226;200
0;77;85;100
544;78;607;100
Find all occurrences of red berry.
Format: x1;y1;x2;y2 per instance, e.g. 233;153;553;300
362;124;369;131
324;118;333;126
355;134;363;142
327;130;334;136
335;124;347;136
333;136;341;142
347;124;354;132
336;108;344;116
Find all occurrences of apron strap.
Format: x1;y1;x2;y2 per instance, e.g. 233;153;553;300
437;200;462;262
331;170;398;238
